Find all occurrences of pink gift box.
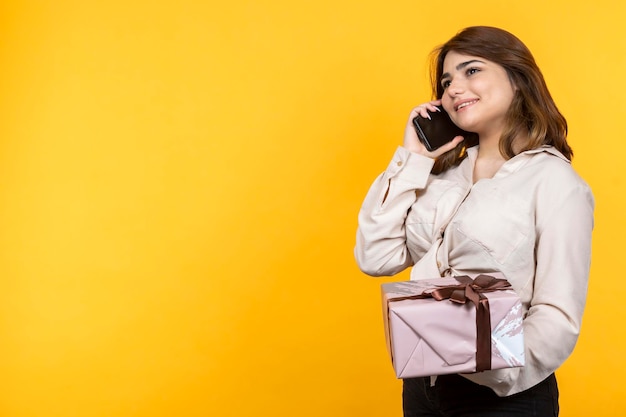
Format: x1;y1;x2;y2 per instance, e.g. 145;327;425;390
381;275;525;379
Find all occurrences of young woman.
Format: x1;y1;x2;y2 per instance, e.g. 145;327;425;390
355;26;594;416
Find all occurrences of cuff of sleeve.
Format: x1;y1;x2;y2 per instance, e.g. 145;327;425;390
385;146;435;189
461;367;520;397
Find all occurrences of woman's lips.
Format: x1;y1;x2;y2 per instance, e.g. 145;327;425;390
454;99;478;111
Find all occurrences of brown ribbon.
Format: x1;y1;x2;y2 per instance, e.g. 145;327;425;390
392;274;512;372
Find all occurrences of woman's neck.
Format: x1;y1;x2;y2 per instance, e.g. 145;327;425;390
472;132;527;183
476;134;503;160
473;134;506;183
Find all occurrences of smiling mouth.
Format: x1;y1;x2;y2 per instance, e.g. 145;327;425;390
455;100;478;111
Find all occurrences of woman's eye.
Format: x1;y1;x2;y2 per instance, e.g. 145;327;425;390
441;80;451;89
467;67;480;76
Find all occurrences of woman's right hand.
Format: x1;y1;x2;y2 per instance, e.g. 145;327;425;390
403;100;465;157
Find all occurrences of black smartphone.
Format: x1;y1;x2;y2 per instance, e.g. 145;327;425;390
412;106;471;151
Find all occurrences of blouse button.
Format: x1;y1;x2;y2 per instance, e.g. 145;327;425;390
397;161;403;166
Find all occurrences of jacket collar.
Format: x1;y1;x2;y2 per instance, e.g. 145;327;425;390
466;145;570;163
461;145;570;182
515;145;571;163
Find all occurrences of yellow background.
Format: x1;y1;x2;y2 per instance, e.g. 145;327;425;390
0;1;624;416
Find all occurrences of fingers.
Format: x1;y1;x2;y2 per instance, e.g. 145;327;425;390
410;100;442;120
405;100;461;158
431;135;465;157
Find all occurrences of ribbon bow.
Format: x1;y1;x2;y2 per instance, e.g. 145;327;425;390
429;275;511;372
393;274;512;372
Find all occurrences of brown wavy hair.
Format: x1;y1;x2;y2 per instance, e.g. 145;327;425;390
429;26;572;174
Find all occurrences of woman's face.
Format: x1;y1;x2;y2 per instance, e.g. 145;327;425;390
439;51;516;138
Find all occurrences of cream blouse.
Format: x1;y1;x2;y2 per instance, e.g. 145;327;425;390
355;145;594;396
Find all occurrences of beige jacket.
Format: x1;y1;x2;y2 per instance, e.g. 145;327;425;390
355;145;594;396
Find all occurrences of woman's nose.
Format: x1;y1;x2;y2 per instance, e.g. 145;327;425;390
446;79;465;96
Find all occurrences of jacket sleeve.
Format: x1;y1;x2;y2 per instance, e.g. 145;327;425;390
465;177;595;396
354;147;435;276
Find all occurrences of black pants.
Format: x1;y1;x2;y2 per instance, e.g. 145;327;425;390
402;374;559;417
